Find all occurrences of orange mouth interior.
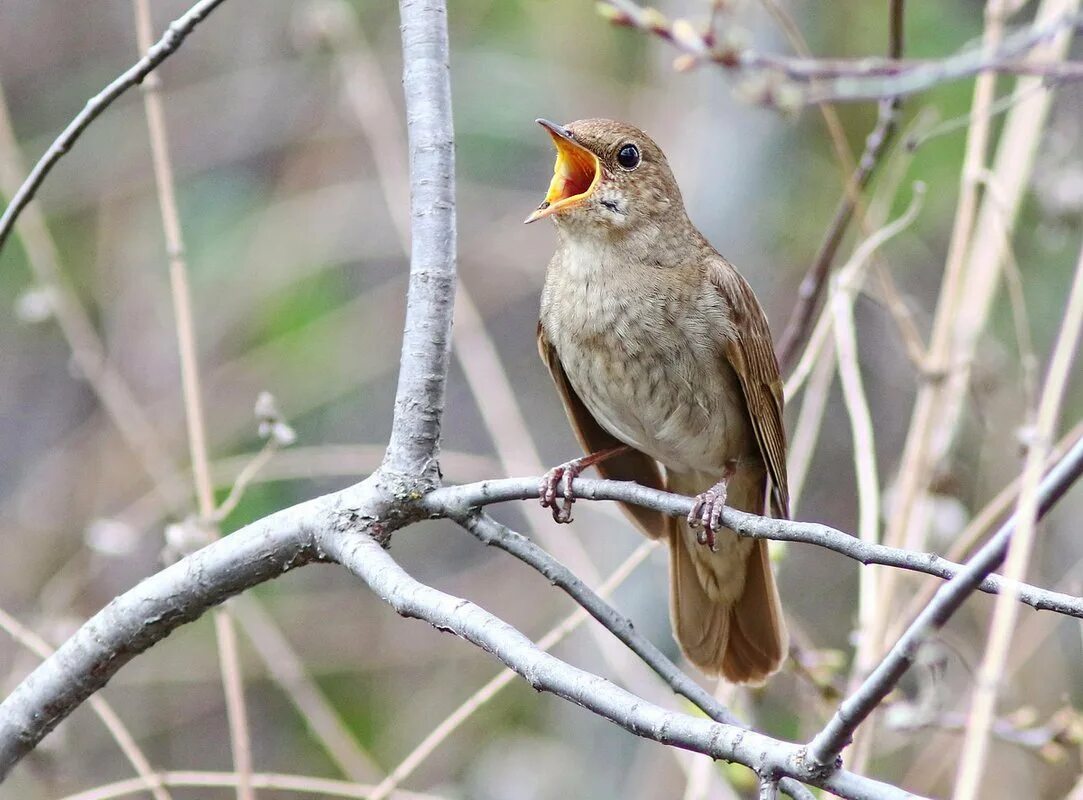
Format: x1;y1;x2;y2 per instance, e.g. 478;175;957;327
525;134;600;223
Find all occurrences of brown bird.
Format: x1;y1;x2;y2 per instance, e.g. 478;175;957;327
527;118;788;683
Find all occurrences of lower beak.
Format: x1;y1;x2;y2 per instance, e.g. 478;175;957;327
525;119;600;224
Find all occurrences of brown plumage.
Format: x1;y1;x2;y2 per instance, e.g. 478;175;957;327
529;118;788;682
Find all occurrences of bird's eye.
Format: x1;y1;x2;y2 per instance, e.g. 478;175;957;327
616;143;640;170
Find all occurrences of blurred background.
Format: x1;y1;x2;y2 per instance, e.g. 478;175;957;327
1;1;1081;798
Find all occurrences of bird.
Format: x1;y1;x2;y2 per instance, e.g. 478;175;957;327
526;118;788;683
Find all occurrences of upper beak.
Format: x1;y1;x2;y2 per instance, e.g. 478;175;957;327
525;118;601;224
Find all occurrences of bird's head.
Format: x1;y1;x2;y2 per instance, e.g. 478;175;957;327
525;118;684;234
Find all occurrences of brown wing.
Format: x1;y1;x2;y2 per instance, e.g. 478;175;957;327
537;323;668;539
707;261;790;519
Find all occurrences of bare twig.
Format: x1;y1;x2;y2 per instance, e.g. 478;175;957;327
776;99;899;369
0;83;187;513
54;770;446;800
426;468;1083;618
212;439;280;523
952;233;1083;800
804;432;1083;768
884;420;1083;652
598;0;1083;104
0;0;231;255
131;0;252;794
214;610;255;800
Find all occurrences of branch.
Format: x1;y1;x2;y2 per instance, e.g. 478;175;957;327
599;0;1083;104
426;459;1083;618
776;0;906;370
383;0;457;481
455;512;740;725
804;430;1083;768
456;512;819;800
1;470;915;799
0;0;231;257
320;528;921;800
0;482;371;778
776;99;898;369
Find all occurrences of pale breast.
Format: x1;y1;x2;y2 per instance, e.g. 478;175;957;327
541;243;754;473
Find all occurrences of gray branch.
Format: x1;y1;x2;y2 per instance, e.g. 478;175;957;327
383;0;458;482
0;0;231;256
320;526;923;800
601;0;1083;105
456;511;818;800
0;483;365;776
426;466;1083;618
0;472;915;799
804;432;1083;767
2;0;1079;797
456;511;742;725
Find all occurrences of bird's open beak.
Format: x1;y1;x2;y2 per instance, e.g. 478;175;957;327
525;119;600;224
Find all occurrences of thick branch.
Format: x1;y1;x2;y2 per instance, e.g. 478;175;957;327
320;528;921;800
0;480;388;778
384;0;458;480
426;462;1083;618
805;431;1083;767
0;0;231;257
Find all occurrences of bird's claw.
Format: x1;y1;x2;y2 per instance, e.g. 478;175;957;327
687;483;728;552
540;460;584;524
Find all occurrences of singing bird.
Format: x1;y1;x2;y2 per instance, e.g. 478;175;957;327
527;118;788;682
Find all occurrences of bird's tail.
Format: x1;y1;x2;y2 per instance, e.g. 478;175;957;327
666;468;787;683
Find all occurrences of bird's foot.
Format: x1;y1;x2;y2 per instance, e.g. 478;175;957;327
539;446;630;524
687;463;738;552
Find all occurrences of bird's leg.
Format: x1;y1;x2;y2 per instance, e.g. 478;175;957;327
687;461;739;552
540;445;631;523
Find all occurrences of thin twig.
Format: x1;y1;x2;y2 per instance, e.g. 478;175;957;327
829;183;926;654
131;1;252;795
952;233;1083;800
212;439;279;523
786;342;834;513
884;419;1083;647
776;99;900;370
599;0;1083;104
0;82;187;513
456;513;741;724
804;432;1083;768
214;609;255;800
0;0;231;255
53;770;446;800
426;468;1083;619
230;597;381;782
875;0;1078;691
